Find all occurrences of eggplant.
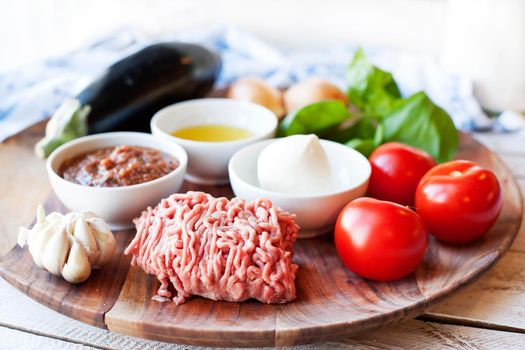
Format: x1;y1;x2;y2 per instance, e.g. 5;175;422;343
36;42;221;158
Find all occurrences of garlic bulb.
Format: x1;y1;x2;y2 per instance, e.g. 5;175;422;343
18;206;116;283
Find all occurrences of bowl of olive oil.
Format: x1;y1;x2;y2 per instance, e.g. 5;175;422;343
151;98;277;185
171;124;253;142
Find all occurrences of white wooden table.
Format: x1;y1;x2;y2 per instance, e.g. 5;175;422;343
1;131;524;349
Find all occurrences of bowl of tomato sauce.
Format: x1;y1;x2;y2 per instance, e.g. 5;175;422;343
47;132;188;230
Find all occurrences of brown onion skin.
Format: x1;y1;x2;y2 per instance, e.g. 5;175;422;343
227;77;285;119
283;78;347;112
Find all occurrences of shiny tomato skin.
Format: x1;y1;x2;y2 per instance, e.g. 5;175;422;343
368;142;436;206
415;160;503;243
334;197;428;281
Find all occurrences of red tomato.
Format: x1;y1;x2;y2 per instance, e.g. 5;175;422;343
334;197;428;281
368;142;436;206
415;160;502;243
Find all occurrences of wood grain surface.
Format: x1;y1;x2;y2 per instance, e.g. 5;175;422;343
0;124;522;347
2;274;525;350
0;195;132;328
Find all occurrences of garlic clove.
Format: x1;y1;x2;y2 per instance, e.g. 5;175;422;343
72;217;100;263
41;226;70;276
46;212;64;223
87;218;115;267
86;217;111;234
62;240;91;283
23;204;49;247
28;220;62;268
91;232;116;268
31;212;65;245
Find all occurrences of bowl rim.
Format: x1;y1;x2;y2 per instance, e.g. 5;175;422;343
150;97;278;146
228;138;371;200
47;131;188;192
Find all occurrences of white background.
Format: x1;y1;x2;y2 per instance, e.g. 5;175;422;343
0;0;446;72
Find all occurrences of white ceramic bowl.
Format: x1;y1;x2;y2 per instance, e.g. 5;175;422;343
151;98;278;185
47;132;188;230
229;139;371;238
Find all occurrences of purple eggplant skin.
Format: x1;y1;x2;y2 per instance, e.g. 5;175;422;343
77;42;222;134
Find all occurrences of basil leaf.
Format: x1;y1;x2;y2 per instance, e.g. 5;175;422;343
345;138;376;157
373;123;384;146
345;124;384;157
278;100;350;137
327;116;376;143
347;48;401;118
382;91;459;163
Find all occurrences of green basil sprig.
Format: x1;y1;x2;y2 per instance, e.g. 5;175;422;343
277;49;459;162
382;92;459;163
347;48;401;118
278;100;350;137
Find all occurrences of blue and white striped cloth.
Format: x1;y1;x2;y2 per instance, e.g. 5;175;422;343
0;26;522;142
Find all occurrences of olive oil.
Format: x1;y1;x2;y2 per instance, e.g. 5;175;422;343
171;124;253;142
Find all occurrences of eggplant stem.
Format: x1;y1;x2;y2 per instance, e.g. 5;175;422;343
35;99;91;159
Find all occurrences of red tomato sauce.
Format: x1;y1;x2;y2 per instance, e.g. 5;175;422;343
59;145;178;187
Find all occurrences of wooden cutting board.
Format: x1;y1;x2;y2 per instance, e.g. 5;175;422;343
0;123;522;347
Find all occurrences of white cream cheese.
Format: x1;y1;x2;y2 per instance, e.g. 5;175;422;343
17;205;116;284
257;134;338;194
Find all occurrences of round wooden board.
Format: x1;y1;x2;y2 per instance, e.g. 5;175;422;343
0;123;522;348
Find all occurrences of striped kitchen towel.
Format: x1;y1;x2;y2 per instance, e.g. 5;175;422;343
0;26;522;142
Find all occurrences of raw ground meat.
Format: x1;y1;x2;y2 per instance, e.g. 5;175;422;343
125;191;299;305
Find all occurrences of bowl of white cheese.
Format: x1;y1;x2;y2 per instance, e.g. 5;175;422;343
228;135;371;238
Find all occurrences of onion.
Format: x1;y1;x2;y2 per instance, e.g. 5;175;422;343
283;78;347;112
227;77;285;118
